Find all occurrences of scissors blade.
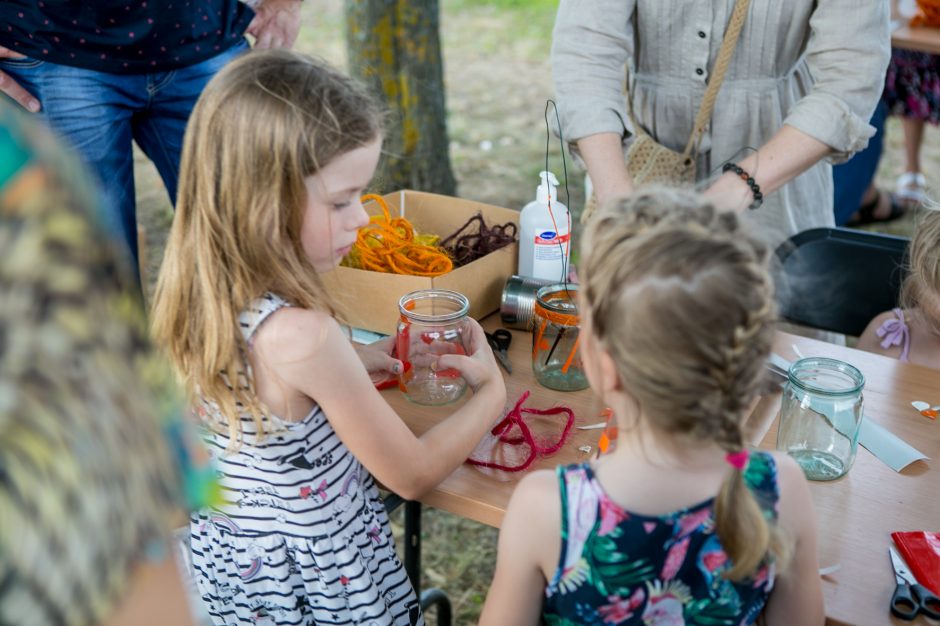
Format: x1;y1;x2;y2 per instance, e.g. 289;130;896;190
890;546;917;585
493;349;512;374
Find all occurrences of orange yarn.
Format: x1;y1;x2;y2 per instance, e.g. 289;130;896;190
347;194;453;277
912;0;940;27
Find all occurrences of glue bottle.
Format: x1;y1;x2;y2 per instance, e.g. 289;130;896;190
518;170;571;281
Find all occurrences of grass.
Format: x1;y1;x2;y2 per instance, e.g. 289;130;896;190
135;1;932;624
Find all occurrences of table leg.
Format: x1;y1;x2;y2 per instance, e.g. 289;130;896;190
384;496;453;625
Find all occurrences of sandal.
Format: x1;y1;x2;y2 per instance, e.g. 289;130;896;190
845;189;906;226
895;171;927;209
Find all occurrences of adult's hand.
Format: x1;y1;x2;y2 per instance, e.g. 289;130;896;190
0;46;40;112
247;0;303;50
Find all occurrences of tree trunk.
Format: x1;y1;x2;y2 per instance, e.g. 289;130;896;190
345;0;457;196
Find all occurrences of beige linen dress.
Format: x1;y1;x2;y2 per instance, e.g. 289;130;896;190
551;0;891;247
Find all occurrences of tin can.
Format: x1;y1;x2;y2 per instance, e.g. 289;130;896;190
500;275;554;330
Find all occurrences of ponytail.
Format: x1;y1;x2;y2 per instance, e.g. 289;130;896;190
714;452;791;581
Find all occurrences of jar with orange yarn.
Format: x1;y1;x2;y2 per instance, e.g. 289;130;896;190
531;284;588;391
396;289;470;405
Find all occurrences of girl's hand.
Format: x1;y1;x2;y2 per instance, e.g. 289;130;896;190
353;336;403;384
436;319;504;395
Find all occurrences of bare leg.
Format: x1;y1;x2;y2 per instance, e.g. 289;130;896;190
902;117;925;174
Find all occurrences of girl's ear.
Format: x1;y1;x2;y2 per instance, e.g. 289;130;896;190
595;343;622;394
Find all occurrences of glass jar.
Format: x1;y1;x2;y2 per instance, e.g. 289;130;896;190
531;284;588;391
396;289;470;406
776;357;865;481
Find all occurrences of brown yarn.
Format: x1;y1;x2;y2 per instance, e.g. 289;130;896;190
439;212;517;268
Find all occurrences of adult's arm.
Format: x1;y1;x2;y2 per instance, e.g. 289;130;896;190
0;46;40;112
705;0;891;212
551;0;638;206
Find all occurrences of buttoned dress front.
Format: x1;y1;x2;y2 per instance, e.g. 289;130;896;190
551;0;891;247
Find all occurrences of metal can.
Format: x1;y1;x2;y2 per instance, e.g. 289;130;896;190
500;275;554;330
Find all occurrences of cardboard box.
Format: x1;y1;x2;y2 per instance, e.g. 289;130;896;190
322;190;519;335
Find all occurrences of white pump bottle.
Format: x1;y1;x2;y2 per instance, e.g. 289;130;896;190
518;170;570;281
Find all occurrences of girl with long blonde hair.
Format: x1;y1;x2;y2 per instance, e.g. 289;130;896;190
481;189;823;625
151;50;506;625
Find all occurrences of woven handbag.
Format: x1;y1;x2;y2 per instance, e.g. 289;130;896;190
582;0;751;222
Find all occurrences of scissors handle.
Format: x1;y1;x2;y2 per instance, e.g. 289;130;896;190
891;582;919;620
912;583;940;619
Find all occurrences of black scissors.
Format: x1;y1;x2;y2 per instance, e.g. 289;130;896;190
890;545;940;620
485;329;513;374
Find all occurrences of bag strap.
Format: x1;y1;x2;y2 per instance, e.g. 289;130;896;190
682;0;751;158
624;0;752;157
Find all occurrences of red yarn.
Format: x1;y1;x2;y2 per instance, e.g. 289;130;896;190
467;391;575;472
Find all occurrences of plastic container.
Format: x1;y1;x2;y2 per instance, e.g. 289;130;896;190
518;171;571;282
776;357;865;481
396;289;470;405
531;284;587;391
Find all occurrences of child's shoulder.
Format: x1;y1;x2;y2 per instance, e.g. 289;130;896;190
857;308;904;354
252;304;340;362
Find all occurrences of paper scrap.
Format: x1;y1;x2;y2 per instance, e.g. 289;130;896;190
576;422;608;430
858;418;928;471
578;445;592;454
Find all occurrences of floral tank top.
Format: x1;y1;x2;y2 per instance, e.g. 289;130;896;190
543;451;779;626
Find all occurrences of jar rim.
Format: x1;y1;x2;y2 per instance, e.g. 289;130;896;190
787;357;865;396
398;289;469;323
535;284;579;326
535;284;579;312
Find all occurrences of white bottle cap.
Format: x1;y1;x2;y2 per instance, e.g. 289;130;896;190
536;170;560;204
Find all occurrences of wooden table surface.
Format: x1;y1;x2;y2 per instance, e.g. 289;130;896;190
383;315;940;626
892;24;940;55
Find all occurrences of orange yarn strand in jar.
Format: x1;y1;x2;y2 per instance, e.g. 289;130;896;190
349;194;453;277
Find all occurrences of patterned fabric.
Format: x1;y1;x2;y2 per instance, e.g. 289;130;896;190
876;307;912;362
191;293;423;626
0;103;201;625
0;1;253;74
543;451;779;626
884;48;940;123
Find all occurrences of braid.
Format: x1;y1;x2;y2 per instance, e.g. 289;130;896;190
581;187;788;580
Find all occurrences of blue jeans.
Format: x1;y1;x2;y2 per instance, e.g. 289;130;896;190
0;39;249;274
832;100;888;226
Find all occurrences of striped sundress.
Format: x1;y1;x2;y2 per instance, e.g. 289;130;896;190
190;293;423;626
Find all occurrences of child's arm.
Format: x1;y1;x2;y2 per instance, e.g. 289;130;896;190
856;310;895;356
479;470;560;626
254;308;506;500
762;452;825;625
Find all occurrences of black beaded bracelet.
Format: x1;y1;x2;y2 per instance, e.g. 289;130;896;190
721;162;763;210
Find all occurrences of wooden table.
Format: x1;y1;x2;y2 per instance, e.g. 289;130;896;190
383;315;940;626
893;24;940;55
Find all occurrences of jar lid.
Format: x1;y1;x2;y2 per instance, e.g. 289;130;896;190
398;289;469;323
787;357;865;396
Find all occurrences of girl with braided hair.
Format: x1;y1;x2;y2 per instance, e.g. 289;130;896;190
481;188;823;625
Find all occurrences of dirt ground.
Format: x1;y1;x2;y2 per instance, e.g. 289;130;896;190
134;2;935;623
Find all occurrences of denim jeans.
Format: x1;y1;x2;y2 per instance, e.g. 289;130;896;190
0;39;250;274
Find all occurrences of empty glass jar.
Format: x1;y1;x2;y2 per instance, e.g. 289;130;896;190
396;289;470;405
531;284;588;391
776;357;865;481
